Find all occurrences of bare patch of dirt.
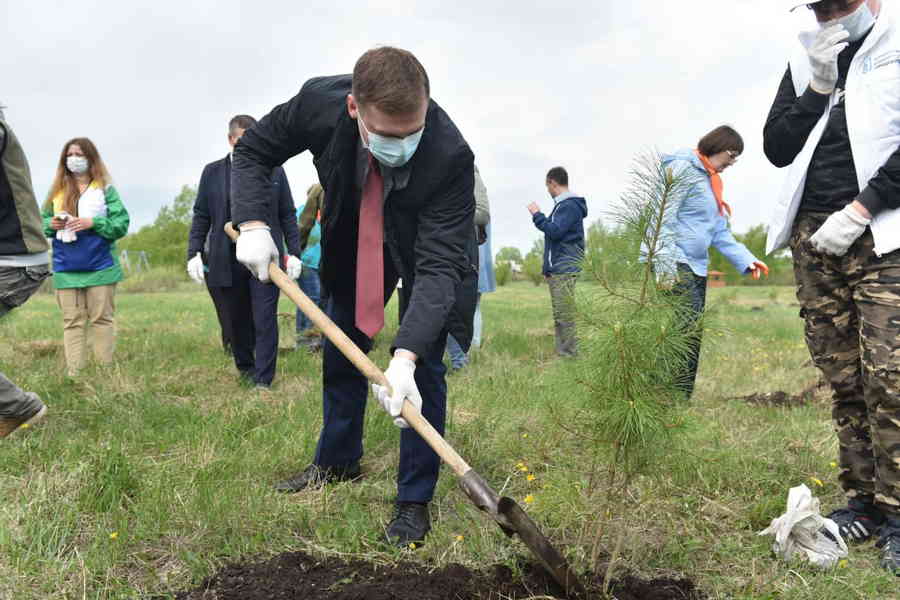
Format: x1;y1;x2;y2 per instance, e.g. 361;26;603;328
733;380;829;408
739;391;806;407
15;339;61;357
162;551;704;600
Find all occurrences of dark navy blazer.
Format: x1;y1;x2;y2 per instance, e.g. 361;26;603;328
188;156;301;287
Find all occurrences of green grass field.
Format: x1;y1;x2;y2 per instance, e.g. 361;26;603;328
2;280;898;599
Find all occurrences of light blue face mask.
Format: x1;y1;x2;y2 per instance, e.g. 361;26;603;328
358;115;424;168
824;1;876;42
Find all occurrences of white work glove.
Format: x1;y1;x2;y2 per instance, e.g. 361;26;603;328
54;211;77;243
371;355;421;429
235;225;278;282
186;252;205;284
809;204;871;256
808;24;850;94
285;255;303;280
56;228;77;243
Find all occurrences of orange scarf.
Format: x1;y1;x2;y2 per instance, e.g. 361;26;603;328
695;150;731;218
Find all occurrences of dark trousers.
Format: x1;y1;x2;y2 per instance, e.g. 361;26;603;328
210;266;281;386
313;294;449;503
671;262;707;398
205;276;234;353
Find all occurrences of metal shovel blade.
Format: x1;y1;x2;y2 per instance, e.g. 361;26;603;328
460;470;587;598
498;497;588;599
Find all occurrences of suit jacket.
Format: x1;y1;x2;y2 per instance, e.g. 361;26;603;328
231;74;478;357
188;156;301;287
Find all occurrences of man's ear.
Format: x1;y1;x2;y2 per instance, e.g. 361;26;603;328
347;94;359;119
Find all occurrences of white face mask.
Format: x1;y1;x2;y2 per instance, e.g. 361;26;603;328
66;155;89;174
358;115;424;168
824;2;876;42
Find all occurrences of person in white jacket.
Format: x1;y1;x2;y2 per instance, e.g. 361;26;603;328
765;0;900;572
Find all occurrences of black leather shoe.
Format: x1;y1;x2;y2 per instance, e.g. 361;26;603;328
273;463;361;493
385;502;431;547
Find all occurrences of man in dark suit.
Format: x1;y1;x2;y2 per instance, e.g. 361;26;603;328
187;115;303;389
230;47;478;545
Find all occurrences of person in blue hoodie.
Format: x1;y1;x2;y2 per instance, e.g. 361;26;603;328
527;166;588;357
654;125;769;398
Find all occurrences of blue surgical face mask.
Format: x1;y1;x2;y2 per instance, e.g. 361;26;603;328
825;2;876;42
358;115;424;168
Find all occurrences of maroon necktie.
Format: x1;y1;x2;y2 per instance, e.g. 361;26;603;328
355;153;385;338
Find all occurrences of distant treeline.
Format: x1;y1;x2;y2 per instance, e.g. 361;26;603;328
118;185;196;267
123;187;793;287
495;221;794;287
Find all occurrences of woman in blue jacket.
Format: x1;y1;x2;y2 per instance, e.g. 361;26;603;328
656;125;768;398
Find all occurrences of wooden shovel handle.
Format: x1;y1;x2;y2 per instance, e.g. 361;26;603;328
224;222;471;476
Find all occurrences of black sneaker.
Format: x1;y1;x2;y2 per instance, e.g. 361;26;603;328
0;393;47;438
385;502;431;547
273;463;361;493
825;499;885;544
877;528;900;574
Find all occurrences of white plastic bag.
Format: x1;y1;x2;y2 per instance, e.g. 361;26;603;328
758;484;848;569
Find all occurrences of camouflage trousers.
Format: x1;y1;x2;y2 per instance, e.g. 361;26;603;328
791;212;900;517
0;264;49;317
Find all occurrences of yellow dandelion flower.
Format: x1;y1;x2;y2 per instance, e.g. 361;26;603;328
515;462;525;469
20;423;30;429
109;532;118;540
830;461;838;468
839;559;848;568
519;465;529;473
527;474;536;482
522;433;528;438
811;477;824;487
524;494;534;504
408;542;416;550
456;535;464;542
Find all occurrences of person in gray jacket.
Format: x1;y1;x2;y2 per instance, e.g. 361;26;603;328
0;103;49;437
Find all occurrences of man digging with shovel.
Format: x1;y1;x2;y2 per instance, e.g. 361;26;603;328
230;46;478;547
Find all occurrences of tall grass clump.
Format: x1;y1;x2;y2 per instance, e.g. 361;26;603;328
559;153;703;590
77;443;141;514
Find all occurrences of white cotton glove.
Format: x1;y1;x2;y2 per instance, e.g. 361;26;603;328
56;228;77;243
371;355;421;429
809;204;871;256
808;24;850;94
235;225;278;282
187;252;205;284
54;212;77;243
285;255;303;280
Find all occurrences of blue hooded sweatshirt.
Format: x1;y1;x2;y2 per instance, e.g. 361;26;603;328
532;192;588;275
651;149;757;278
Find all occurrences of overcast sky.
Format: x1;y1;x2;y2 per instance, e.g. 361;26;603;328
4;1;819;257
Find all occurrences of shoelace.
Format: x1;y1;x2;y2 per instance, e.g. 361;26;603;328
393;503;424;525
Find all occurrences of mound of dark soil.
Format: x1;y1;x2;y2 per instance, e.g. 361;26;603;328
166;551;703;600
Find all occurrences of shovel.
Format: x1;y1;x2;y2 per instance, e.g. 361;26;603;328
224;223;586;598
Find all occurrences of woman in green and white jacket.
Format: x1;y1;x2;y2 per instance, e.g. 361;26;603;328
42;137;129;375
